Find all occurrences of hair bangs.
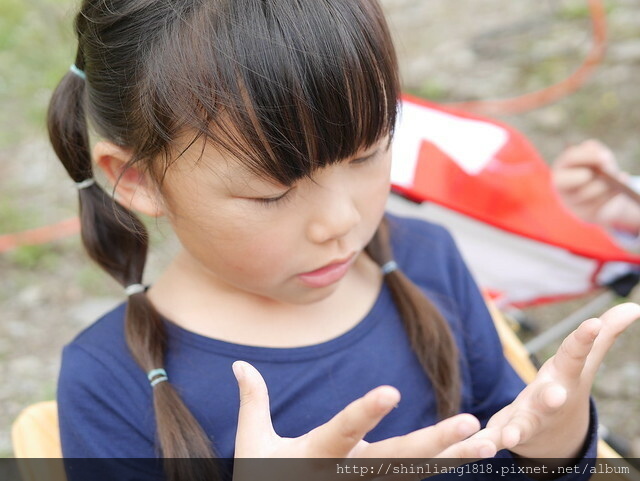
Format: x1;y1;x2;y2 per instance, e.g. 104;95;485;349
140;0;399;186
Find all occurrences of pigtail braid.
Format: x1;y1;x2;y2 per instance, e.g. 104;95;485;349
47;53;220;480
366;216;461;419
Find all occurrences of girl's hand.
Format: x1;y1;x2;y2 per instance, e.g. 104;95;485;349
231;361;497;480
474;302;640;461
552;140;640;234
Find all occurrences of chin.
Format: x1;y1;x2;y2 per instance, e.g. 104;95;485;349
249;284;335;307
300;287;338;303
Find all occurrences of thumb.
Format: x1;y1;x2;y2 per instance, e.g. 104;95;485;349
233;361;277;456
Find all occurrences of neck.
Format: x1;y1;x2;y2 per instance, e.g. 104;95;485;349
146;249;383;347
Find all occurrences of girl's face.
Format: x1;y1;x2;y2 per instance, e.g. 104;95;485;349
158;134;392;306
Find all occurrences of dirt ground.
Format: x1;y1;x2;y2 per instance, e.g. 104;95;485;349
1;0;639;459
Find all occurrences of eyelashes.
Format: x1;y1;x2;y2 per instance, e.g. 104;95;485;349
251;147;383;208
350;148;381;165
253;189;293;207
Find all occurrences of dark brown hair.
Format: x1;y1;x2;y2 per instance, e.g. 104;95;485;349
48;0;459;478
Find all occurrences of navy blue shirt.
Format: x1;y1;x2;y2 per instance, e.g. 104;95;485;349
58;213;597;480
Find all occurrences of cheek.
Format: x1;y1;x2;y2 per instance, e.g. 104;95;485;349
363;156;393;238
224;233;290;275
188;216;295;280
362;155;392;212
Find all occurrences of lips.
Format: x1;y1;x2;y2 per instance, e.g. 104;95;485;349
297;253;356;288
303;254;356;275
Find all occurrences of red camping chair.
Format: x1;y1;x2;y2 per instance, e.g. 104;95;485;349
388;95;640;344
387;96;640;461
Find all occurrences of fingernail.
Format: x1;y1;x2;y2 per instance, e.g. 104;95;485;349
232;361;245;382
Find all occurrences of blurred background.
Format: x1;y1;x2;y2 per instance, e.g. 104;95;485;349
1;0;639;458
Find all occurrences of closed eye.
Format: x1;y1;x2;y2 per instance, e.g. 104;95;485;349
351;147;382;165
252;188;293;207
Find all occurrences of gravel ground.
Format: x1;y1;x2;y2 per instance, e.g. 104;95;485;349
1;0;640;458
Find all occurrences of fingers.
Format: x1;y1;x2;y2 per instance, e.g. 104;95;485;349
432;414;498;461
584;302;640;378
551;317;601;381
553;165;598;192
435;433;497;460
554;140;616;170
479;381;564;451
597;194;640;230
539;383;568;410
553;141;620;214
526;381;567;420
597;302;640;336
552;142;624;226
363;413;494;459
498;410;542;449
233;361;277;455
566;179;612;206
307;385;401;457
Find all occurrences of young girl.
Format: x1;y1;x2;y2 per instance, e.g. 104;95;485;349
49;0;639;480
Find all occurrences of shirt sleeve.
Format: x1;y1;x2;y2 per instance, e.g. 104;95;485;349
58;343;165;481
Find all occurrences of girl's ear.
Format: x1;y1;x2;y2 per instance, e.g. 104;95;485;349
93;141;165;218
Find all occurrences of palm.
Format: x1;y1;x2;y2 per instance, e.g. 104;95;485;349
231;361;498;480
478;303;640;459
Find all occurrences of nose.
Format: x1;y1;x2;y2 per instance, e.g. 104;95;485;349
306;182;361;244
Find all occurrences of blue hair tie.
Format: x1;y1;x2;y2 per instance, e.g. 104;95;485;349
147;368;168;387
69;64;86;80
381;260;398;275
